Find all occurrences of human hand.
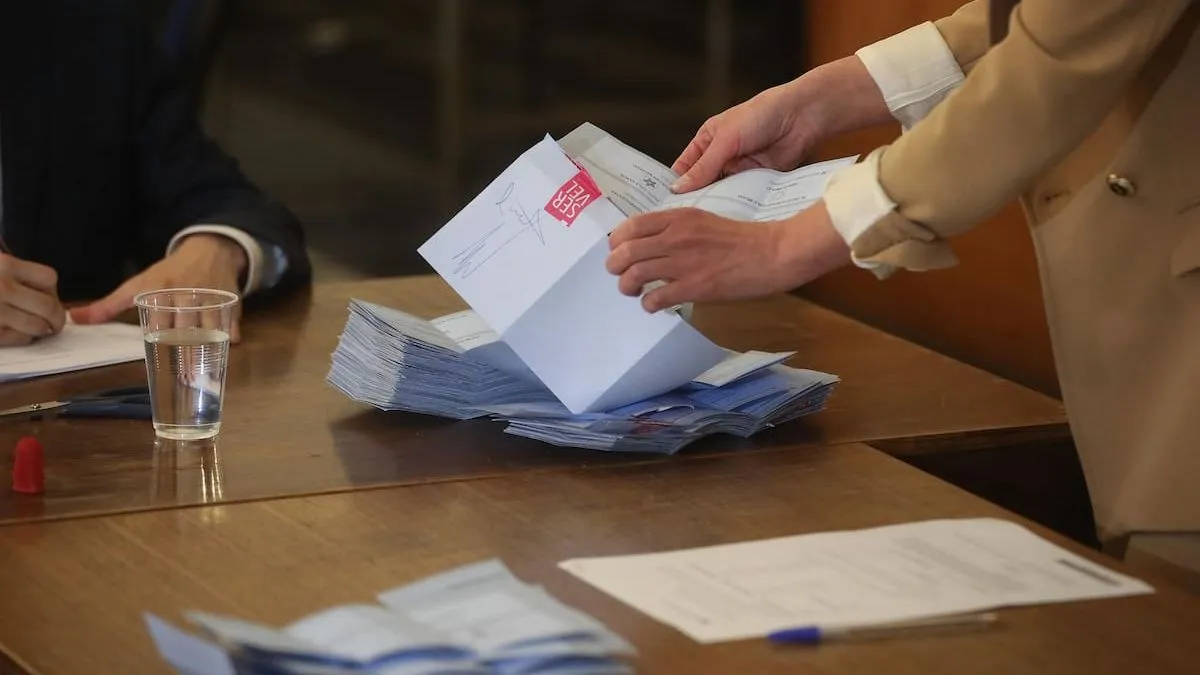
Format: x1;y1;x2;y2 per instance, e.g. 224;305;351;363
70;234;247;342
0;253;67;346
606;202;852;313
671;56;892;193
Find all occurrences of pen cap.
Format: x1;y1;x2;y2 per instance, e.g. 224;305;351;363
12;436;45;494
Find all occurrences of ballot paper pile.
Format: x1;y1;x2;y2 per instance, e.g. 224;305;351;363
327;300;838;454
329;122;847;451
146;559;637;675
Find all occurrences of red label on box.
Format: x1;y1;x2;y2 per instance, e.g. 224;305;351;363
545;169;602;226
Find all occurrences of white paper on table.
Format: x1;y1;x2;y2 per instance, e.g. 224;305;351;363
0;322;144;382
419;135;726;414
558;518;1155;644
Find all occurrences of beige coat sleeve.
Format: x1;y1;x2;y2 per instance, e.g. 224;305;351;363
933;0;992;75
850;0;1193;270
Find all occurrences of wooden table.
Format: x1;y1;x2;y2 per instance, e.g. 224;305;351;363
0;275;1068;525
0;443;1195;675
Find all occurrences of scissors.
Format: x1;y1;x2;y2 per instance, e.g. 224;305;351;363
0;385;153;421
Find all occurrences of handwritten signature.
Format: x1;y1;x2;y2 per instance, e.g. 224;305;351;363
451;181;546;279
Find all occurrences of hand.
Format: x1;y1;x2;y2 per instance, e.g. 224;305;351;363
671;56;892;193
606;202;852;313
0;253;67;346
70;234;248;342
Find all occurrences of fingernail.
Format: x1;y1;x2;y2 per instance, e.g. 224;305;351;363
670;176;690;193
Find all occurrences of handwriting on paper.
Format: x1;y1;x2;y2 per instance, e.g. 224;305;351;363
450;181;548;279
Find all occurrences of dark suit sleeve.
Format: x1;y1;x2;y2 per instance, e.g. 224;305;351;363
126;10;311;295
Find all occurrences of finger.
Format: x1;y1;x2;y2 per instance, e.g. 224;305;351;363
0;303;55;339
723;155;768;177
617;259;676;297
606;230;674;276
0;255;58;293
0;279;66;334
70;276;144;325
0;327;35;347
608;212;673;251
642;280;697;314
670;127;713;176
672;131;740;193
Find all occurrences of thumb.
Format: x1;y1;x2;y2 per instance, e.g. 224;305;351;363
69;279;140;325
672;133;738;194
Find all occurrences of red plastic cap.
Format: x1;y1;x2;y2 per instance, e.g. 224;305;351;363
12;436;44;495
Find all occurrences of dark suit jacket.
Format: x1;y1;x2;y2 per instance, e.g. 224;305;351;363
0;0;311;302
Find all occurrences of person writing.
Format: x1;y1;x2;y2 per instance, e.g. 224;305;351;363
0;0;310;347
606;0;1200;579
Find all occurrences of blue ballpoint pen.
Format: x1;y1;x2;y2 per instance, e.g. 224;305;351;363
767;612;999;646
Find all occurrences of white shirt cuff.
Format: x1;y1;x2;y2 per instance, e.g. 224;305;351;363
855;21;965;131
167;225;286;296
823;149;897;279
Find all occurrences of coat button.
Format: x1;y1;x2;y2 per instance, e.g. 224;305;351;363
1107;174;1137;197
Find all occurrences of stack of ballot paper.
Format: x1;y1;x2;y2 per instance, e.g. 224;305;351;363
146;559;636;675
329;122;849;452
327;300;838;454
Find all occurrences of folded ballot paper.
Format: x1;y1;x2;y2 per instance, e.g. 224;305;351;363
416;123;855;415
327;300;838;454
145;559;636;675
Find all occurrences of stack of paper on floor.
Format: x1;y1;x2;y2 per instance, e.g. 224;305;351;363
146;559;636;675
328;301;838;454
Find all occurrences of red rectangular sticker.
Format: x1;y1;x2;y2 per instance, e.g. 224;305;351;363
545;169;602;226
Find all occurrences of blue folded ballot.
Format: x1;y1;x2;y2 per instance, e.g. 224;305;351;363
327;301;838;454
145;560;636;675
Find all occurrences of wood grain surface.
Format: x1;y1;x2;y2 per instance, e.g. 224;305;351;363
0;276;1067;526
0;443;1195;675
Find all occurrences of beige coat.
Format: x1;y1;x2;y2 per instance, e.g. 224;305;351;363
850;0;1200;543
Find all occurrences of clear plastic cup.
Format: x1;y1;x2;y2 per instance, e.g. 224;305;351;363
134;288;239;440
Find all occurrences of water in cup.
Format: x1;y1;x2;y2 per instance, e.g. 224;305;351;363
144;327;229;440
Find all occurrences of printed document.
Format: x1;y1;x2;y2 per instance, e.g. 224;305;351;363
558;122;856;220
0;322;145;382
419;135;727;413
559;518;1154;644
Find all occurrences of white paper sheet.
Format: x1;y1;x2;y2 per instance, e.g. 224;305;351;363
559;122;857;222
0;322;145;382
559;518;1154;644
692;350;797;388
419;135;726;414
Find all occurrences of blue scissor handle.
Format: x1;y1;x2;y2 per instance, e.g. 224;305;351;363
62;398;154;420
62;385;154;420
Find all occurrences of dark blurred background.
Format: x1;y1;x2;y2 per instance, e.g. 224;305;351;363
150;0;806;282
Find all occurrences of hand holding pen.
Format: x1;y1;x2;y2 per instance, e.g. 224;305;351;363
0;235;67;346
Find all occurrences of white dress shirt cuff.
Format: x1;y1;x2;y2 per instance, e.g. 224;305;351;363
168;225;270;296
823;149;897;279
855;21;965;131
